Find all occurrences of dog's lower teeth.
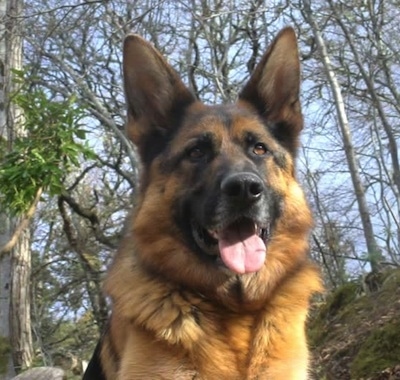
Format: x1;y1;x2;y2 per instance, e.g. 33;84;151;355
208;230;219;240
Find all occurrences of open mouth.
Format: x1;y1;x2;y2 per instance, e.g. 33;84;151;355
191;218;269;274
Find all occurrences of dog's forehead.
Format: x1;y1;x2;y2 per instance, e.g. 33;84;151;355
177;103;268;140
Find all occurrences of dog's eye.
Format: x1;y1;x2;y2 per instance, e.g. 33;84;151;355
187;146;206;161
253;143;267;156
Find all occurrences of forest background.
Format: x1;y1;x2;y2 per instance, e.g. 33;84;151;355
1;0;399;379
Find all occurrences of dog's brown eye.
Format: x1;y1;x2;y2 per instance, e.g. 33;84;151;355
188;147;205;160
253;143;267;156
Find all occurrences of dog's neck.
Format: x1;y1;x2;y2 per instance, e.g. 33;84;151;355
104;249;319;378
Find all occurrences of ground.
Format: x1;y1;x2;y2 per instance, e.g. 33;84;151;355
308;268;400;380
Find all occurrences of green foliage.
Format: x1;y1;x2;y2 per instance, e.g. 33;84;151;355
0;336;11;375
351;320;400;378
0;69;95;214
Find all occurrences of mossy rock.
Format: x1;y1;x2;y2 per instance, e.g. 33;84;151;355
322;282;360;319
0;336;11;375
381;269;400;292
351;320;400;379
308;281;360;346
309;269;400;379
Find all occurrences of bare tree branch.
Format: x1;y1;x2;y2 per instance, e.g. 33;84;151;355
0;187;42;257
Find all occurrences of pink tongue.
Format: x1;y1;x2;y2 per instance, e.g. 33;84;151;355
218;221;266;274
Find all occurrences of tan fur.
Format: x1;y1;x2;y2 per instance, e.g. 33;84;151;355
93;27;322;380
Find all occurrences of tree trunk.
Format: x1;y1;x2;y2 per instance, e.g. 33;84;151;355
301;0;383;272
0;0;33;378
10;228;33;374
0;218;14;379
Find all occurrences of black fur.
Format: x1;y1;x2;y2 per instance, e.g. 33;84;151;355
82;341;106;380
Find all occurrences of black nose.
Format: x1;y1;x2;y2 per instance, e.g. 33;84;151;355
221;173;264;202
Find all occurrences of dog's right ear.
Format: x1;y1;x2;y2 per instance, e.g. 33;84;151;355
123;35;195;161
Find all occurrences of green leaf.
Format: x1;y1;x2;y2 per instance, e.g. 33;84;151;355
74;129;87;139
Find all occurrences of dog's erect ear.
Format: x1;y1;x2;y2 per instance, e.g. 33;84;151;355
123;35;195;161
239;27;302;156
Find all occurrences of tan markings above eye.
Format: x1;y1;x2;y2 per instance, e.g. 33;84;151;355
253;143;267;156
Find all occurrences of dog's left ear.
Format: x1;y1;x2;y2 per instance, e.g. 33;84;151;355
239;27;302;156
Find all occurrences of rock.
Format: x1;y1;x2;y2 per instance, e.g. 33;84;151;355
11;367;65;380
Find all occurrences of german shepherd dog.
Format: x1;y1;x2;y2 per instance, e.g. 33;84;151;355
83;27;321;380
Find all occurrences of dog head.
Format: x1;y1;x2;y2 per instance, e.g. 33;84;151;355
122;28;312;309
